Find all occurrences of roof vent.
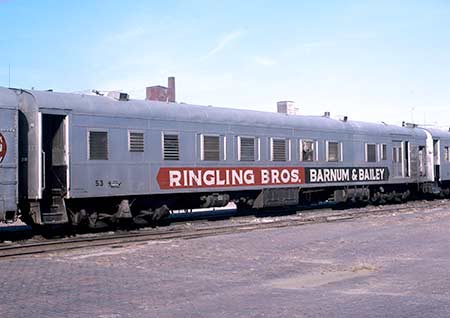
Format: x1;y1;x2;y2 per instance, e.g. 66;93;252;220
92;89;104;96
277;101;297;115
402;121;417;128
107;91;129;101
323;111;330;118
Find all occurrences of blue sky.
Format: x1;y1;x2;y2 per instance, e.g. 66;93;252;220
1;0;450;126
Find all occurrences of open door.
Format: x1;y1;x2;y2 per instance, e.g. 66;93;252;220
404;141;410;178
418;146;426;177
40;114;69;223
433;139;440;182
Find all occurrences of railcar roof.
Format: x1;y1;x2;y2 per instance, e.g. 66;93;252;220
16;88;427;138
0;87;19;109
423;128;450;140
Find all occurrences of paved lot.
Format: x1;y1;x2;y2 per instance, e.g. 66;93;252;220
1;207;450;317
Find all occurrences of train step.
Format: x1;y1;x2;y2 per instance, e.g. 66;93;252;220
40;188;69;224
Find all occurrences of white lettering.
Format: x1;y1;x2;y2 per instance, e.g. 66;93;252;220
271;169;280;184
203;170;215;186
280;169;291;183
324;169;330;181
169;171;182;187
261;169;270;184
291;169;300;183
342;169;350;181
317;169;324;182
231;170;243;185
310;169;317;182
244;170;255;184
188;170;201;186
183;170;188;185
216;170;226;185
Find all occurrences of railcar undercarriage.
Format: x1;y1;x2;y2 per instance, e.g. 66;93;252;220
17;181;450;230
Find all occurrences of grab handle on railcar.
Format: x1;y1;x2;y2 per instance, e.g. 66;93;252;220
42;151;46;190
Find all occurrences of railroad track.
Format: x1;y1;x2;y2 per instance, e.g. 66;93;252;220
0;199;447;259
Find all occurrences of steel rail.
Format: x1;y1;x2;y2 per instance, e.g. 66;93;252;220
0;200;446;259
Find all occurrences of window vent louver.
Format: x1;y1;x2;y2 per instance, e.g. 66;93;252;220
163;134;179;160
203;136;220;161
240;137;255;161
129;132;145;152
272;139;286;161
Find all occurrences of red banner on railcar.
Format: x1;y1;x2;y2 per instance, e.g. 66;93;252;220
0;133;6;164
156;167;306;189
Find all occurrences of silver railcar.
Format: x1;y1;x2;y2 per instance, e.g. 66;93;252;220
0;87;448;226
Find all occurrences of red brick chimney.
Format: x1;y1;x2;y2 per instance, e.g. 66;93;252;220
145;77;176;102
146;86;167;102
167;77;175;103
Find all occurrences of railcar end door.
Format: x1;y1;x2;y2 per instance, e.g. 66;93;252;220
392;141;403;178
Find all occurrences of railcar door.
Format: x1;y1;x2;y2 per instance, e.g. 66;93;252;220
418;146;426;178
392;141;403;177
40;114;69;223
433;139;440;181
409;143;419;180
403;141;410;178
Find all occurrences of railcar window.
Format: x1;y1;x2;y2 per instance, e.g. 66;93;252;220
393;147;401;163
366;144;377;162
271;138;287;161
445;146;450;162
163;134;179;160
202;135;220;161
327;141;339;162
300;140;315;161
129;131;144;152
239;137;256;161
380;144;387;160
89;131;108;160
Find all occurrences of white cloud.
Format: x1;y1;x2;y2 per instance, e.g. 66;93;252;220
254;56;276;66
201;30;243;60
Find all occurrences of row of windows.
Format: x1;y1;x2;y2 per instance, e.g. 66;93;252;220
87;130;388;163
88;131;179;161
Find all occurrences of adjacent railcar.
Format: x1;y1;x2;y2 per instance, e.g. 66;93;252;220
0;86;449;227
0;88;18;222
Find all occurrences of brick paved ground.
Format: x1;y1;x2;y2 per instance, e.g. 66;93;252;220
1;207;450;317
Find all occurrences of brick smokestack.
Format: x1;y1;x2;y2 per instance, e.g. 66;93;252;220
167;76;175;103
146;86;168;102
